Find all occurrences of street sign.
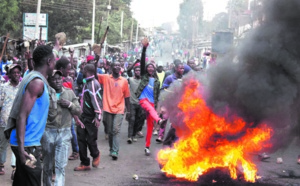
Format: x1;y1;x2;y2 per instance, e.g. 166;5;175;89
23;13;48;41
24;13;47;26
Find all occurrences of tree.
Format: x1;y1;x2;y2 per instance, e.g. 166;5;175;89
177;0;203;41
0;0;19;35
14;0;138;45
211;12;229;31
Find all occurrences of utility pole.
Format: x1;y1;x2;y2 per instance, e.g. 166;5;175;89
135;22;139;47
130;19;133;49
228;0;233;29
34;0;41;40
103;0;111;57
120;11;124;42
91;0;96;45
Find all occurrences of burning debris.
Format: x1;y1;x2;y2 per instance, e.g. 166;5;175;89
157;0;300;183
157;79;272;182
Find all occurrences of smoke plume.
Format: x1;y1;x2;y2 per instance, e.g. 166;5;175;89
161;0;300;151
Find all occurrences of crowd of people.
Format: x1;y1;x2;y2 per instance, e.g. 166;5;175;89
0;36;203;186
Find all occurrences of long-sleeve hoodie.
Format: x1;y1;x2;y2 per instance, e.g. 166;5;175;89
80;76;102;122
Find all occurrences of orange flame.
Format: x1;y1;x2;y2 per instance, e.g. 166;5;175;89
157;79;272;182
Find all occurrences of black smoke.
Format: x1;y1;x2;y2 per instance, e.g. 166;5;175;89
161;0;300;151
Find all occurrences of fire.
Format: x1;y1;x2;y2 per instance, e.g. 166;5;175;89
157;79;272;182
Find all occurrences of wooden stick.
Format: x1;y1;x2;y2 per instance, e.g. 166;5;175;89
94;26;109;79
0;33;10;61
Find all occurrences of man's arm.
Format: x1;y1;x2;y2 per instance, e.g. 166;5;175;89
17;78;44;165
127;59;140;73
140;38;149;76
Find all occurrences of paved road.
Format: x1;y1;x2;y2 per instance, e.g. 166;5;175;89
2;119;300;186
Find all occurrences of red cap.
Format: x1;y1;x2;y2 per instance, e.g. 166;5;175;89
86;55;94;62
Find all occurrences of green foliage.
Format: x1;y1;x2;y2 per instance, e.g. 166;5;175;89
211;12;229;31
0;0;20;35
1;0;136;45
177;0;203;40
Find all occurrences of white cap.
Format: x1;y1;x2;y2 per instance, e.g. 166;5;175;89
157;61;163;67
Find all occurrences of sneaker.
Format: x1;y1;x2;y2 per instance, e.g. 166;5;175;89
136;131;144;138
145;148;150;156
156;137;163;143
74;164;91;171
258;153;270;161
68;152;79;160
0;166;4;175
111;152;118;160
127;138;133;144
132;137;138;142
52;174;56;182
158;119;166;125
11;168;15;180
153;130;158;136
92;153;101;167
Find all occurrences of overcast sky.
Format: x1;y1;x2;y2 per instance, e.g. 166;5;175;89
131;0;229;28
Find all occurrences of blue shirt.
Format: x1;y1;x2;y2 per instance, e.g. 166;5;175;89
162;74;181;89
10;82;50;147
0;60;12;75
139;77;155;103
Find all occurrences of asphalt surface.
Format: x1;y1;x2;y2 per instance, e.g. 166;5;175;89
2;120;300;186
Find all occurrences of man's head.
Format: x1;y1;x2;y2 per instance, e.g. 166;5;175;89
83;64;95;78
146;63;156;76
174;62;184;76
156;61;164;73
127;61;133;69
2;55;7;63
111;62;121;75
119;58;125;68
7;64;21;83
69;68;76;80
187;59;196;68
55;57;71;77
32;45;55;76
48;70;63;92
86;55;95;64
73;57;78;69
134;66;141;78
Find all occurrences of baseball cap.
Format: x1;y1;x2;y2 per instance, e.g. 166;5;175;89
86;55;94;62
8;64;21;73
157;61;163;67
51;70;63;77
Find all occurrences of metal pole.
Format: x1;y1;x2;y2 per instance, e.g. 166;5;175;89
130;19;133;49
91;0;96;45
103;0;111;57
120;11;123;41
35;0;41;39
135;21;139;46
228;0;232;29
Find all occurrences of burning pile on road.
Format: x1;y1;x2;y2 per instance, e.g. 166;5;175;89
157;79;272;183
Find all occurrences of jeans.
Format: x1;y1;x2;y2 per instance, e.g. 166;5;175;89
41;128;72;186
77;117;100;166
0;127;8;165
128;104;146;138
11;146;42;186
103;112;123;154
71;119;79;153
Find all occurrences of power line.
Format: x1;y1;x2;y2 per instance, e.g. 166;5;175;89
20;2;94;12
21;0;106;10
